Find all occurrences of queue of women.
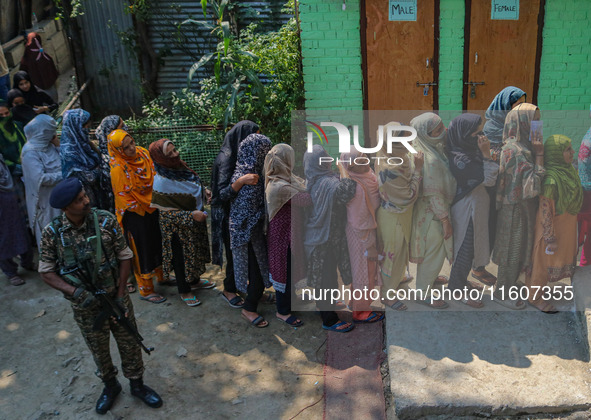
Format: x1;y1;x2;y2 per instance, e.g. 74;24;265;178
1;84;591;333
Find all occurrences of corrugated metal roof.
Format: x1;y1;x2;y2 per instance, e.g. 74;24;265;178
77;0;142;114
149;0;292;93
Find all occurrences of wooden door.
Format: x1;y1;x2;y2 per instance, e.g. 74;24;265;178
464;0;543;110
363;0;439;110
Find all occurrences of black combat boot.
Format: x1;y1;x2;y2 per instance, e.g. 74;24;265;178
129;378;163;408
95;378;122;415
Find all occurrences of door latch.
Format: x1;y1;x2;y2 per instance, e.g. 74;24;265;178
464;81;485;99
417;81;437;96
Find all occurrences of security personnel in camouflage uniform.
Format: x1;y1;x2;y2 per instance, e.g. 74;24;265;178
39;178;163;415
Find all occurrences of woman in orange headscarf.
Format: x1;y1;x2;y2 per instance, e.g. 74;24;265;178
108;129;166;303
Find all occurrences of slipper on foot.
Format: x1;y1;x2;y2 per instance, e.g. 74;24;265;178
181;295;201;307
260;292;276;304
386;300;407;311
322;321;354;333
419;299;449;309
528;301;558;314
434;275;449;285
191;279;216;289
9;276;25;286
139;294;166;304
241;313;268;328
220;292;244;308
276;315;304;327
461;298;484;308
492;294;525;310
353;311;384;323
472;270;497;286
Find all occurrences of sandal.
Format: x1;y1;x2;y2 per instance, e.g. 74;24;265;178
353;311;384;323
220;292;244;308
191;279;216;289
386;300;407;311
472;270;497;286
528;301;558;314
9;276;25;286
334;300;348;310
181;295;201;307
492;294;525;310
139;294;167;304
260;292;276;304
276;315;304;327
322;321;354;333
461;298;484;308
420;299;449;309
241;313;269;328
400;274;413;284
126;282;136;293
434;275;449;285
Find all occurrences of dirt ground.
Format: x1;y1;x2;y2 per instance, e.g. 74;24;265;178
0;261;327;420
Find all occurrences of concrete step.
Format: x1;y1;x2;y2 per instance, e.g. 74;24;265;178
385;266;591;419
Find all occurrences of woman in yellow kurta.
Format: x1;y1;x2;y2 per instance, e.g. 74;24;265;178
526;135;582;313
376;122;423;310
108;129;166;303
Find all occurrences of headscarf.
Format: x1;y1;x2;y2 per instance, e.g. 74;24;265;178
149;139;204;212
578;127;591;191
7;89;37;125
20;33;59;90
264;143;306;221
94;115;127;213
108;129;156;223
60;109;100;179
496;103;540;205
446;113;484;203
0;153;14;192
229;133;272;249
303;144;341;254
375;122;418;210
210;120;259;206
0;106;27;174
410;112;456;204
502;103;538;148
483;86;526;145
542;135;582;215
23;114;57;152
340;149;380;229
12;71;56;109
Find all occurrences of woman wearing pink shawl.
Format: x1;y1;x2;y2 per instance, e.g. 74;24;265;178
340;150;384;323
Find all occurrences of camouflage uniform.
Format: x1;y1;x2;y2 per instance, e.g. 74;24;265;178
39;209;144;382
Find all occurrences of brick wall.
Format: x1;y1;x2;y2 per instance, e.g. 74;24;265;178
438;0;465;111
299;0;364;111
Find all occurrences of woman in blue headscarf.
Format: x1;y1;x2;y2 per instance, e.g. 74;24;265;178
59;109;102;207
482;86;526;257
21;114;62;250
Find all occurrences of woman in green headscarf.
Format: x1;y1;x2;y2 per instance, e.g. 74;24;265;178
0;102;26;176
526;135;582;313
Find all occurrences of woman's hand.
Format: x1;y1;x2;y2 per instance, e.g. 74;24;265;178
442;218;453;240
205;188;212;204
413;151;424;172
477;136;492;159
34;106;48;114
192;210;207;222
532;135;544;156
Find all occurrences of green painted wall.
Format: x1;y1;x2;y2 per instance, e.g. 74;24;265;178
299;0;364;111
298;0;591;144
438;0;465;111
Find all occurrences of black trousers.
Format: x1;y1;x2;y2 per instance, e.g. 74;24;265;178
275;248;292;316
222;212;237;294
242;242;266;313
171;232;191;294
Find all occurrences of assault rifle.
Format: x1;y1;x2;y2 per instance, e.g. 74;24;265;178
74;259;154;355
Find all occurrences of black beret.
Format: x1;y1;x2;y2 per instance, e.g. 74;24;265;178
49;178;83;209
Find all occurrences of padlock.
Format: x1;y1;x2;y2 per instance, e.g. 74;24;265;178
423;86;429;96
470;85;476;99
